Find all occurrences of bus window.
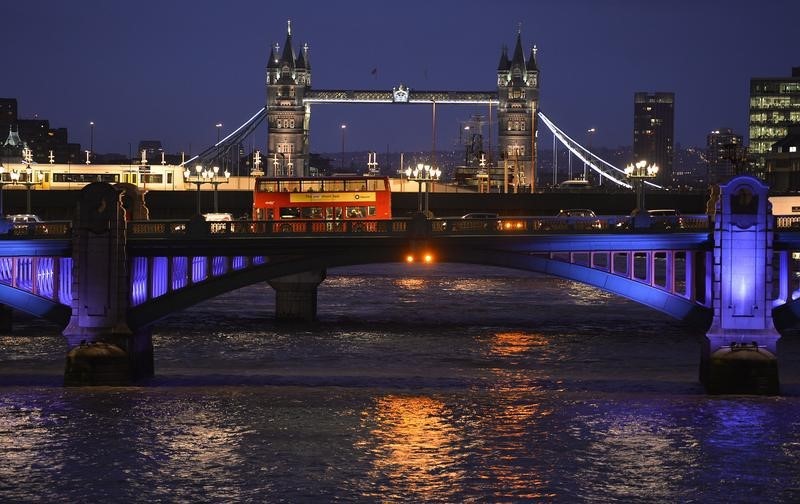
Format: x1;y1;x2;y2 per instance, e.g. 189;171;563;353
302;180;322;192
346;207;365;218
282;181;300;192
280;207;301;219
345;180;366;191
258;180;278;192
325;207;343;220
324;180;345;192
300;207;323;219
256;208;264;220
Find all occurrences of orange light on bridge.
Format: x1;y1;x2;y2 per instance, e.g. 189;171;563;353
405;253;435;263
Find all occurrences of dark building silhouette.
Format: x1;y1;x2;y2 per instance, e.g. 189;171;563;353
0;97;81;163
706;128;745;185
633;92;674;187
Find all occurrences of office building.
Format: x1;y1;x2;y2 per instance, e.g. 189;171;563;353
633;92;674;187
749;68;800;172
706;128;745;185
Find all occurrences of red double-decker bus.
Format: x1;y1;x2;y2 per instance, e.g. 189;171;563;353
252;176;392;227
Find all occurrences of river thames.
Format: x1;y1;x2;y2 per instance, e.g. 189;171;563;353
2;264;800;502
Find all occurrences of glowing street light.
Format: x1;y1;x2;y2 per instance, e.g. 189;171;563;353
403;162;441;215
20;147;44;213
624;160;659;228
184;164;231;214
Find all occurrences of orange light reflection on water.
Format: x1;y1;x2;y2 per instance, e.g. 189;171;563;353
360;395;464;501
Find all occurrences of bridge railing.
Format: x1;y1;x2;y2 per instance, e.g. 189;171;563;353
126;215;712;238
127;219;410;237
2;221;72;238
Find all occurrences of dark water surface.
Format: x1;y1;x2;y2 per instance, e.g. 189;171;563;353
2;264;800;502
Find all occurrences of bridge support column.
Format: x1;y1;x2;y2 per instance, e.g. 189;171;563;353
701;176;780;395
63;183;154;386
0;303;12;332
268;269;326;322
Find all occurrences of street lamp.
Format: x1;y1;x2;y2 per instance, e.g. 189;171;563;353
584;127;596;180
624;160;659;228
403;162;441;216
0;164;6;216
184;164;206;215
206;165;231;212
89;121;94;163
21;147;43;214
215;122;223;169
340;124;347;171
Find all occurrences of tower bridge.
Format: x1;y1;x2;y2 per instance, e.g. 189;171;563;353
0;176;796;395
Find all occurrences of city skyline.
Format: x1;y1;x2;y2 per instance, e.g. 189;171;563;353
3;0;798;157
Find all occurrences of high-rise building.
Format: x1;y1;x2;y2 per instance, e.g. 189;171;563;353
764;126;800;192
633;92;674;187
706;128;744;185
749;67;800;172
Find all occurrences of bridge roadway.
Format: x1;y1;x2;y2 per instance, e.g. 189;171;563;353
0;213;715;331
1;176;798;393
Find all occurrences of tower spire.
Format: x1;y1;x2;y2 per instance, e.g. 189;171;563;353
287;19;291;36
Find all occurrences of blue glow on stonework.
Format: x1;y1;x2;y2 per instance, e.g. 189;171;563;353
172;257;188;290
192;256;207;283
252;256;267;265
151;257;168;298
131;257;147;306
211;256;227;277
37;257;53;299
58;258;72;305
233;256;246;270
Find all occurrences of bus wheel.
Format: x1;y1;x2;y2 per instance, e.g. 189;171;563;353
352;222;364;232
280;223;292;232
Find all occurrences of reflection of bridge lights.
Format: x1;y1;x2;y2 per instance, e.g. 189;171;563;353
361;395;464;500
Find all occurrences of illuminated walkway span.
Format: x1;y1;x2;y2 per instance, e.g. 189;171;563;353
0;178;795;393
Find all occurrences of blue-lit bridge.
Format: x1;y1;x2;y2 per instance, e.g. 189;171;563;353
2;177;800;394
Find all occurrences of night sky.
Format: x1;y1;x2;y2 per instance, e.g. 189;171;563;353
3;0;798;157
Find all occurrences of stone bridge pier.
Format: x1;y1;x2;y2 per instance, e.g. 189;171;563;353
62;183;153;386
268;269;327;322
702;176;781;394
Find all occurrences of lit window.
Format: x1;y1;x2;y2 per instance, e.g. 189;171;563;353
791;146;798;153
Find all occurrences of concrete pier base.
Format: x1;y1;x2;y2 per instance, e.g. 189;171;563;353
700;331;780;395
268;270;326;322
63;329;154;386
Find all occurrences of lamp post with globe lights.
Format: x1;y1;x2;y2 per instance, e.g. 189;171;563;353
20;146;44;213
404;163;441;216
624;160;659;228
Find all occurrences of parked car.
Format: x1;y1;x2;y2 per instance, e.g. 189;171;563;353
7;214;47;234
552;209;602;230
617;209;684;230
647;209;684;230
442;213;500;232
202;212;234;233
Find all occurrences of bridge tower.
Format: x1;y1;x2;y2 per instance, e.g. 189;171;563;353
496;30;539;192
266;20;311;177
703;176;781;394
